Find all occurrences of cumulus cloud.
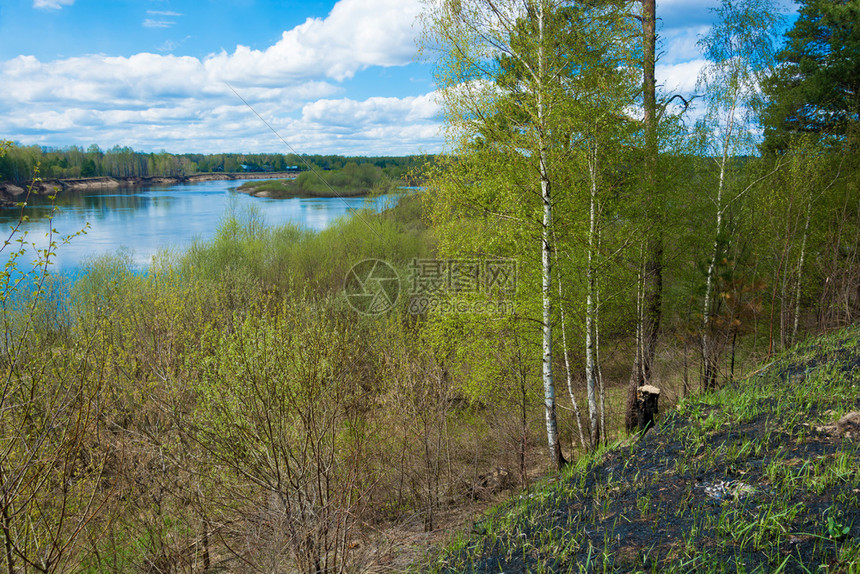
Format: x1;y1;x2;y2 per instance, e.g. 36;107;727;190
657;59;707;96
33;0;73;9
2;0;441;154
206;0;421;84
302;94;439;128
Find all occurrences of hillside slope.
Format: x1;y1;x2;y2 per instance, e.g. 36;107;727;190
424;326;860;573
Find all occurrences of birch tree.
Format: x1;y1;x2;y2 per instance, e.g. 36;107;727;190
556;26;637;448
422;0;570;469
423;0;635;463
696;0;781;388
757;135;843;351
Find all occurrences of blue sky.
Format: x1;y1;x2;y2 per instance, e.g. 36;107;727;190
0;0;795;156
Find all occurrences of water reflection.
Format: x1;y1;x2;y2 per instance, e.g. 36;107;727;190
0;180;395;273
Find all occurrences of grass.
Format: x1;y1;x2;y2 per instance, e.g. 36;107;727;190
420;325;860;573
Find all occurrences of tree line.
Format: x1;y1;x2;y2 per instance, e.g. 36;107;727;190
0;143;431;184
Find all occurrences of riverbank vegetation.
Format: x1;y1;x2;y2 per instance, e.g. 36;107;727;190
237;161;403;198
0;144;430;185
1;193;455;574
1;0;859;571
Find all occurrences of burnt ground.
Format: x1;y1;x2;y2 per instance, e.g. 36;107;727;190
424;327;860;573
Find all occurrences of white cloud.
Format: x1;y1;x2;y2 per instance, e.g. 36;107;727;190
302;94;439;127
33;0;73;9
1;0;439;155
143;19;175;28
656;59;707;97
205;0;421;84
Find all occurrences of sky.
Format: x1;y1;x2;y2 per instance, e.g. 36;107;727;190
0;0;796;156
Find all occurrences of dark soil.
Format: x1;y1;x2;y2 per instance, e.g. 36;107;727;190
426;328;860;573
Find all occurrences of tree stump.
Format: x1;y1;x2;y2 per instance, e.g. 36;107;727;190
634;385;661;433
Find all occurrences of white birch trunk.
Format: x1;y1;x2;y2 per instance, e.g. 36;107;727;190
585;143;600;447
595;227;606;445
556;259;587;450
702;99;736;388
792;201;811;344
537;0;563;469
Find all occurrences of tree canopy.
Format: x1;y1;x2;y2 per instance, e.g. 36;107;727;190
762;0;860;150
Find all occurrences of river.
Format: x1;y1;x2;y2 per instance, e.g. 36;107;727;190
0;179;397;274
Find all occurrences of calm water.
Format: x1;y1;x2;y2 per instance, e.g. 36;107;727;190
0;179;397;273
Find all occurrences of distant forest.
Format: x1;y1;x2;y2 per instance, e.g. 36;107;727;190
0;143;432;184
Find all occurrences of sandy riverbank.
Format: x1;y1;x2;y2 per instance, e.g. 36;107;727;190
0;172;298;203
